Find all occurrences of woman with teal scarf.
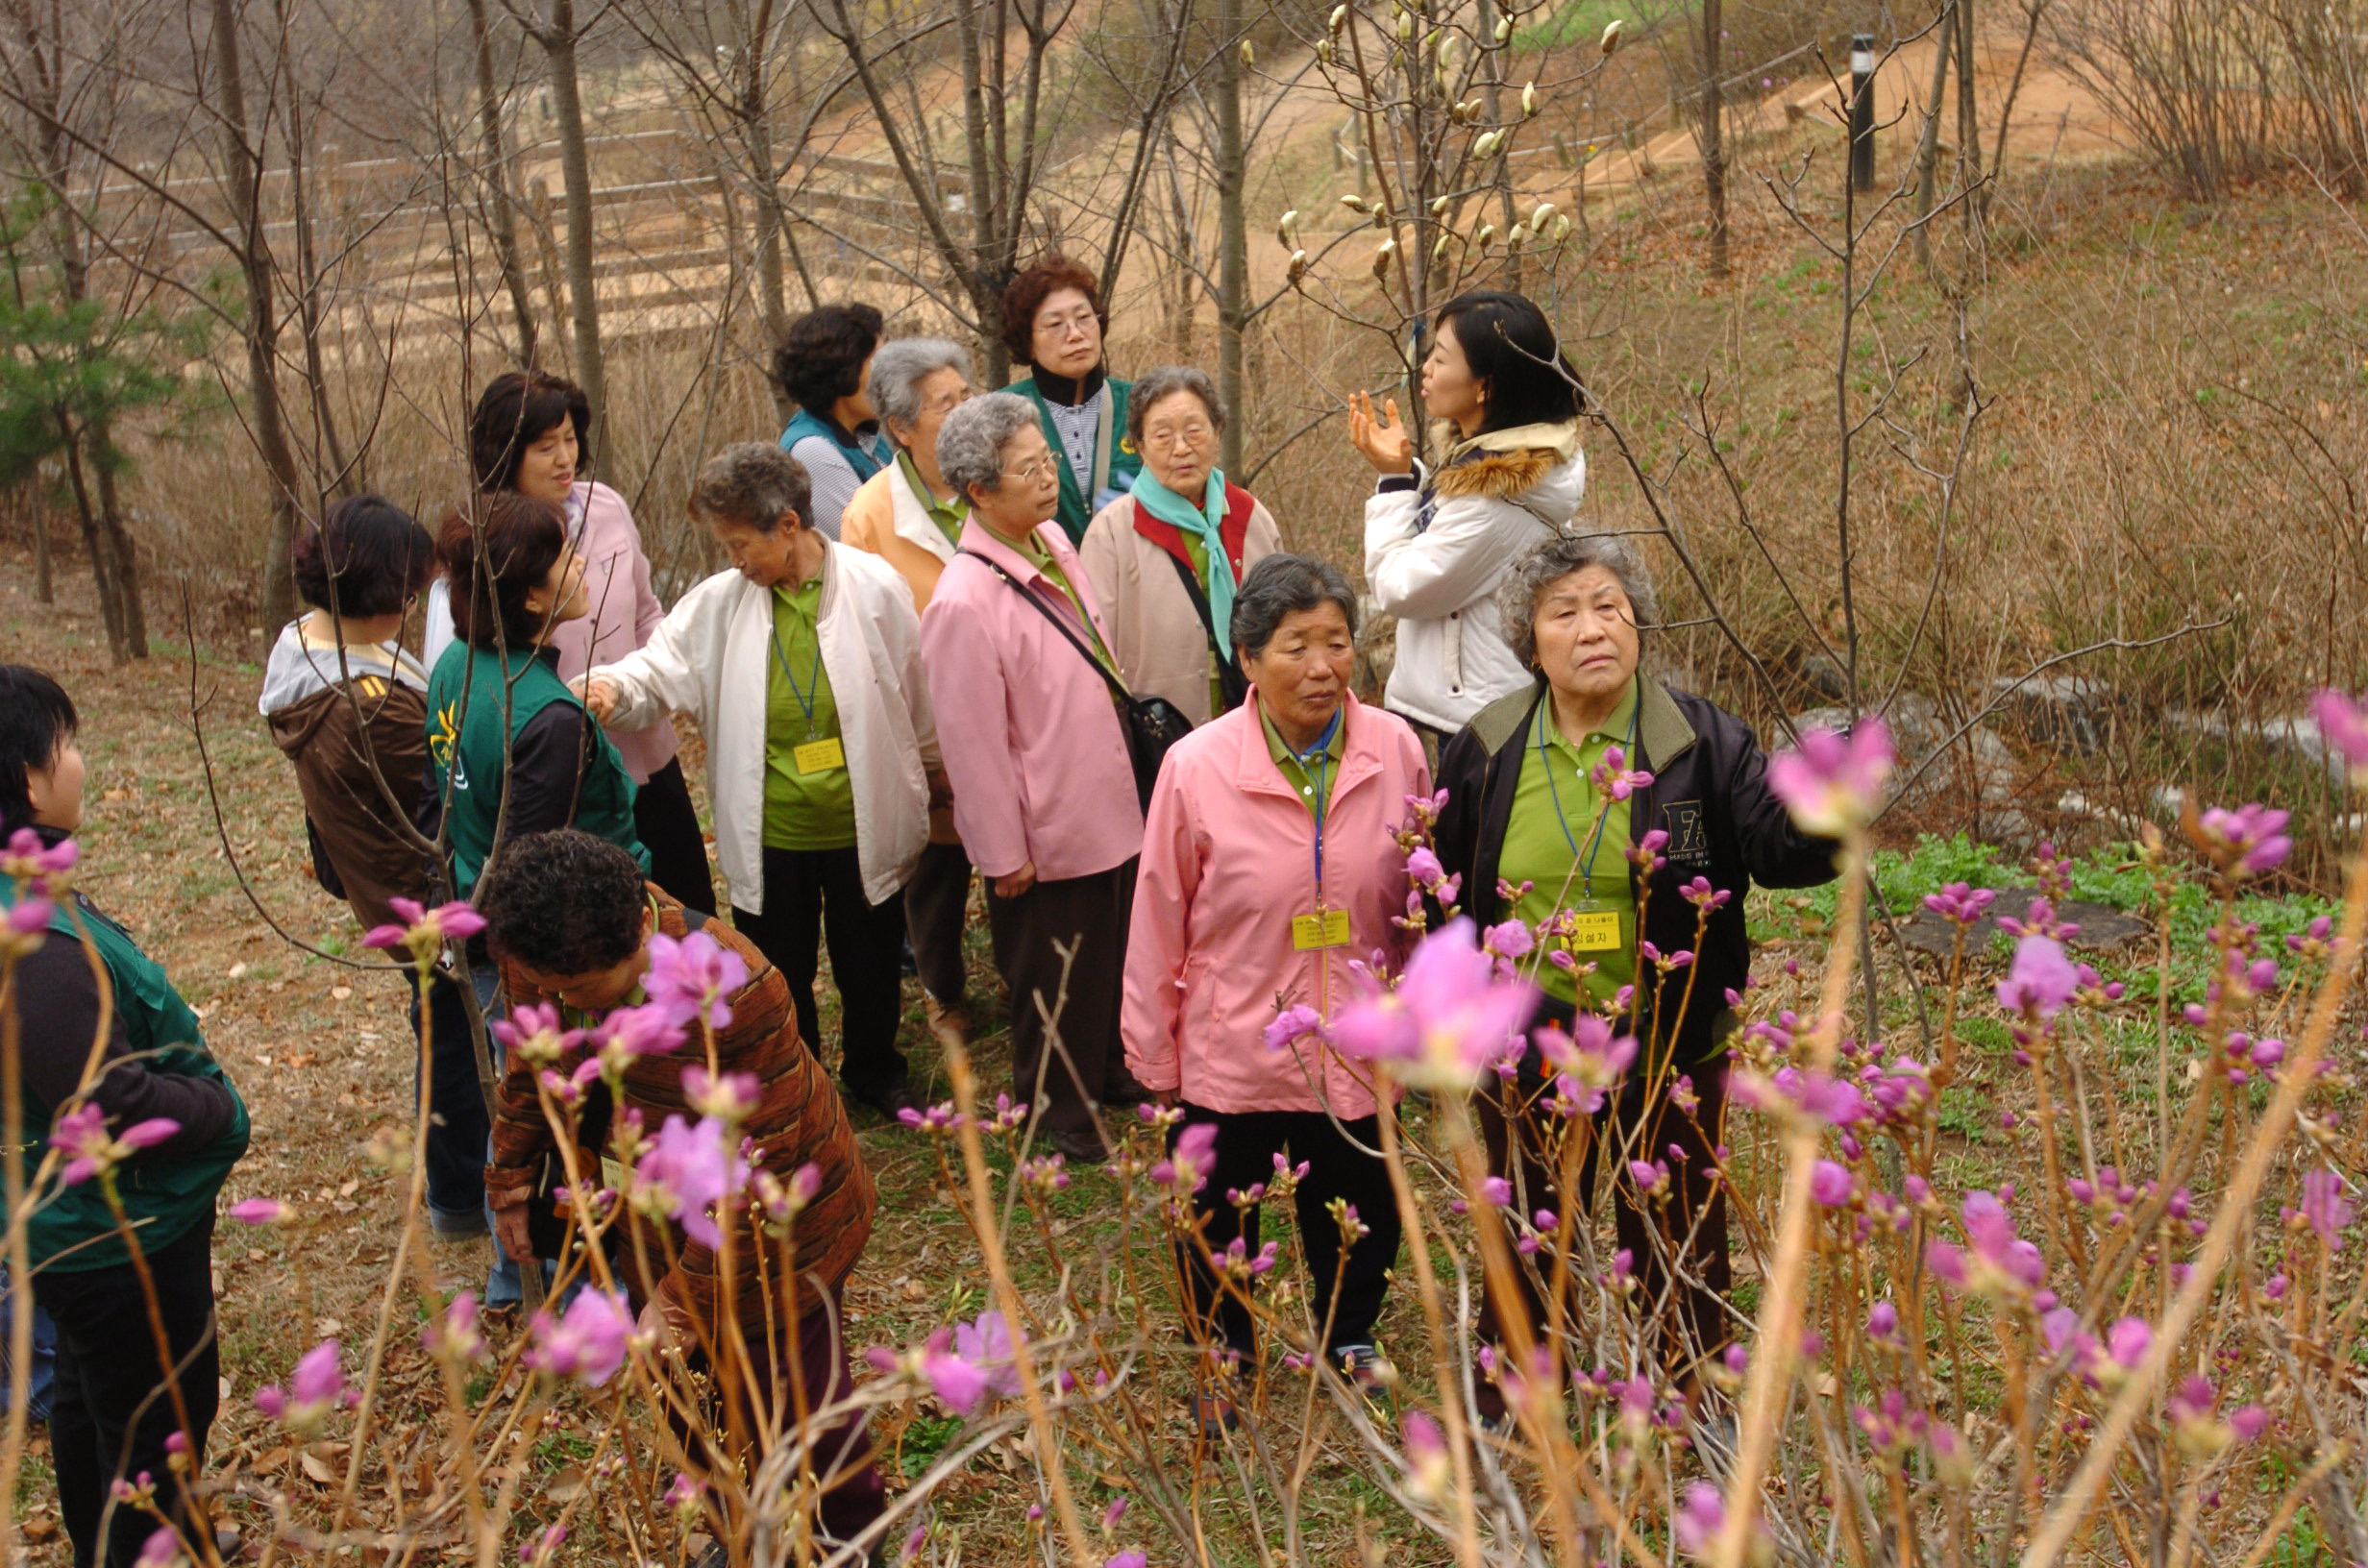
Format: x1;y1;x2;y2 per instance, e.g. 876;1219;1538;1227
1078;366;1282;725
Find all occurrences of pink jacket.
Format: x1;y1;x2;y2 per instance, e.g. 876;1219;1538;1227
1123;694;1430;1117
920;519;1144;882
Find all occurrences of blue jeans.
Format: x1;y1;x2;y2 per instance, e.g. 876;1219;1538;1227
0;1268;55;1422
470;961;525;1307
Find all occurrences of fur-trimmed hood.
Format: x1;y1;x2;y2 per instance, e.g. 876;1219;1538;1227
1435;444;1565;500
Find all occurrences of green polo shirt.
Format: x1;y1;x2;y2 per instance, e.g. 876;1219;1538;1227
762;576;856;851
1261;701;1346;817
1499;685;1639;1009
899;450;968;547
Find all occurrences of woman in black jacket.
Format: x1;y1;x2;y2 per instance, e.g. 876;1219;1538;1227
1431;533;1838;1407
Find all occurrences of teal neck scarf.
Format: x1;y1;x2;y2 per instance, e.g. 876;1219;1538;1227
1131;467;1237;646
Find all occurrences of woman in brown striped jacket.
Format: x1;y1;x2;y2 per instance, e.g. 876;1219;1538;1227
471;828;881;1543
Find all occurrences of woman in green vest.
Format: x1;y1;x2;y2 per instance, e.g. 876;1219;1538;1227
426;490;649;899
1000;255;1142;543
2;664;250;1568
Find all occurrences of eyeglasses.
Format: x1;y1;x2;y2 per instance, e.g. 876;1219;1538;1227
1036;309;1098;341
1142;421;1213;451
1002;453;1061;484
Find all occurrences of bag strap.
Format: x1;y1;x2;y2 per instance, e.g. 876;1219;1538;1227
1160;549;1248;707
962;551;1140;708
1092;388;1114;502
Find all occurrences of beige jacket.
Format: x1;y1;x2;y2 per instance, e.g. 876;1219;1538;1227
1078;487;1281;724
841;461;959;616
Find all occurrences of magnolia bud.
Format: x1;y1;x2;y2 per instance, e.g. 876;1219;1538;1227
1240;37;1255;66
1475;222;1495;247
1328;3;1347;30
1430;193;1450;213
1507;222;1528;249
1372;238;1396;279
1395;11;1413;39
1340;192;1369;212
1432;233;1452;262
1551;212;1572;242
1318;37;1334;62
1531;201;1556;231
1521;80;1538;116
1288;249;1309;284
1493;14;1512;41
1470;129;1496;159
1600;17;1624;54
1278;210;1300;247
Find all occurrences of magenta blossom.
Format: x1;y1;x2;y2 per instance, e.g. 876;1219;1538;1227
1810;1160;1856;1207
1766;719;1893;835
2313;689;2368;783
1732;1065;1869;1128
255;1338;349;1433
632;1113;750;1249
1996;934;2080;1020
53;1103;180;1187
1923;882;1996;927
2300;1168;2355;1251
1673;1482;1726;1557
1591;745;1655;801
2196;803;2292;877
228;1197;290;1225
492;1002;583;1068
1929;1189;2046;1301
525;1287;634;1386
134;1529;182;1568
2;827;77;885
1264;1004;1322;1051
643;930;748;1029
423;1291;488;1362
1;895;52;959
921;1310;1023;1415
1401;1409;1450;1501
592;1000;686;1075
1151;1121;1219;1197
360;896;486;958
1328;919;1537;1090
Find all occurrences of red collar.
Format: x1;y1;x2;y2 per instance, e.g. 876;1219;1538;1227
1131;481;1254;571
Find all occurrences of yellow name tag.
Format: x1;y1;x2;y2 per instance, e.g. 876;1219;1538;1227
794;737;846;773
1292;909;1353;950
601;1155;628;1195
1566;909;1622;952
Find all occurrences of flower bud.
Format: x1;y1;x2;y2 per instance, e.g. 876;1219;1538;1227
1600;17;1624;53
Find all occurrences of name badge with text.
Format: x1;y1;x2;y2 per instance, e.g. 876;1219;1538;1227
1292;909;1353;950
1565;904;1623;953
795;737;847;773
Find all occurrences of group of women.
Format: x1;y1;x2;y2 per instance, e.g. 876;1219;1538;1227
255;259;1837;1446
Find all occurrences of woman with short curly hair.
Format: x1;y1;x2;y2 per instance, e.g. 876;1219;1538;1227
776;303;889;540
999;256;1141;542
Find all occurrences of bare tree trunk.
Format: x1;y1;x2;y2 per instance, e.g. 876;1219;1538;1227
956;0;1008;382
28;482;50;603
210;0;306;636
522;0;607;458
1955;0;1985;224
1699;0;1727;279
273;0;355;498
1914;0;1957;270
739;4;794;423
468;0;538;366
56;414;125;661
1213;0;1246;475
89;417;145;656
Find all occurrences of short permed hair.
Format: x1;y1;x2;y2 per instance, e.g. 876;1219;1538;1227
999;254;1106;370
868;337;973;437
437;491;571;650
686;443;813;534
292;495;437;619
469;370;592;495
0;665;76;838
936;392;1042;501
773;304;885;414
1497;533;1659;670
1125;365;1225;450
476;829;649;975
1230;553;1359;661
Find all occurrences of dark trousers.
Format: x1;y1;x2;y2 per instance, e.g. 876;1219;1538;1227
904;840;974;1006
34;1215;219;1568
1172;1105;1401;1363
1476;1040;1733;1383
732;845;908;1103
412;965;492;1225
635;756;716;916
983;860;1137;1144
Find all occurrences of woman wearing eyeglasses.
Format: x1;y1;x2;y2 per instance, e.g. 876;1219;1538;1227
1000;256;1142;543
1077;366;1280;725
920;393;1147;1164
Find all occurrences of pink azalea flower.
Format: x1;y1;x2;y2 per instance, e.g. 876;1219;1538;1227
524;1288;634;1386
1673;1481;1726;1556
228;1197;290;1225
2;827;78;886
1929;1189;2046;1300
632;1114;750;1249
134;1528;183;1568
2196;803;2292;877
1401;1409;1450;1500
2105;1315;2151;1371
643;931;747;1029
2301;1168;2355;1251
592;1000;685;1074
2312;689;2368;783
1811;1160;1856;1207
1866;1301;1899;1341
1150;1121;1219;1196
1996;934;2080;1019
362;896;485;956
1328;919;1538;1090
54;1103;180;1187
1264;1004;1322;1050
492;1002;582;1067
1923;882;1996;926
1766;719;1893;835
1590;745;1654;801
256;1338;349;1433
2;895;53;959
423;1291;487;1362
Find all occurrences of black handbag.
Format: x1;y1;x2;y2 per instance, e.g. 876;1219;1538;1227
967;552;1194;809
1161;550;1251;714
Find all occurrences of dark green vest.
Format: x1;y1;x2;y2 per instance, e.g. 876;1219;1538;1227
1;884;250;1271
426;643;646;895
1006;374;1142;543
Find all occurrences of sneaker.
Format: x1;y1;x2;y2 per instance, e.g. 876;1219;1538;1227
1049;1126;1112;1165
853;1083;921;1122
1193;1384;1241;1439
924;995;970;1053
1338;1344;1395;1419
429;1206;490;1238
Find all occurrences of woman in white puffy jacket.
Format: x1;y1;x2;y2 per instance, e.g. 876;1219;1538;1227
581;443;942;1120
1352;289;1588;754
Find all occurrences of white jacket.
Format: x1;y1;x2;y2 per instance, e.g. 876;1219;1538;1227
590;542;938;914
1363;438;1587;733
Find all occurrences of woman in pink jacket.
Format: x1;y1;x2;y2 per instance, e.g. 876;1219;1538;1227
1122;552;1431;1433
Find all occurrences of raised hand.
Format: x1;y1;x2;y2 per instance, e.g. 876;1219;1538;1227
1347;390;1416;475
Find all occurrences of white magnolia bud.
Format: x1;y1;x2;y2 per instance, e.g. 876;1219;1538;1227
1318;37;1334;62
1493;14;1512;41
1341;192;1369;212
1521;80;1538;115
1240;37;1255;66
1507;222;1528;249
1600;17;1624;54
1531;200;1556;230
1551;212;1572;242
1278;209;1301;247
1475;222;1495;247
1432;233;1452;261
1373;237;1397;279
1430;193;1450;213
1472;129;1500;159
1328;4;1347;30
1395;11;1414;39
1288;249;1310;283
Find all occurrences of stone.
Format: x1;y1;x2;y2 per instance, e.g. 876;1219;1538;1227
1893;885;2152;962
1792;694;2019;813
1988;674;2120;757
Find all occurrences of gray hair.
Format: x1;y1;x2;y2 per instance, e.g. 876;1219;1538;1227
687;441;813;533
1231;552;1359;660
869;337;973;434
1497;533;1659;669
1125;365;1227;449
937;392;1042;499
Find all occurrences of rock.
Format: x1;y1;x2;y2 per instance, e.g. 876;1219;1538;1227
1988;674;2120;757
2165;707;2350;785
1792;693;2018;813
1893;886;2152;962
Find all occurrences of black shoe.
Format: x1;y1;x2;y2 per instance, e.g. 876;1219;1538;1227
1048;1127;1112;1164
853;1083;920;1121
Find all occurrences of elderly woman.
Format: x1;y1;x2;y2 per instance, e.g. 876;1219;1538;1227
1124;553;1428;1430
1001;255;1142;542
1351;290;1588;760
921;393;1146;1164
430;490;647;897
425;369;713;913
581;444;937;1119
1432;533;1838;1407
842;338;979;1046
776;303;891;540
1079;366;1281;724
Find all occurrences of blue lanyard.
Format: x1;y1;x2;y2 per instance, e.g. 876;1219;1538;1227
1537;681;1638;900
768;592;825;738
1295;707;1344;899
